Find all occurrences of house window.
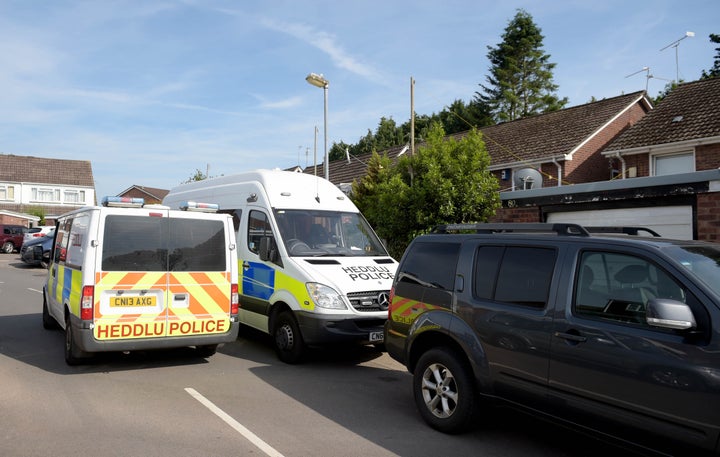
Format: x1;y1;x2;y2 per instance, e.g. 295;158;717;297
64;190;86;204
0;185;14;201
652;152;694;176
32;187;61;203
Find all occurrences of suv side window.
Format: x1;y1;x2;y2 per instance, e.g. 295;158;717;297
574;251;687;325
398;241;460;291
474;246;557;308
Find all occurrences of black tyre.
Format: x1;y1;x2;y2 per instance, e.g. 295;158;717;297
64;317;89;365
273;310;305;364
196;344;218;358
2;241;14;254
42;296;58;330
40;252;50;269
413;347;478;434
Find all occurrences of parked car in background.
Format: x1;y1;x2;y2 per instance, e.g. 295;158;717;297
20;228;55;268
385;223;720;455
22;226;54;247
1;224;28;253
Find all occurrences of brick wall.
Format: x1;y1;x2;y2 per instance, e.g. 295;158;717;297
0;215;29;226
697;192;720;242
490;206;541;223
697;143;720;170
565;103;649;184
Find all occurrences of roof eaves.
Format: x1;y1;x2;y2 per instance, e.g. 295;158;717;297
602;134;720;157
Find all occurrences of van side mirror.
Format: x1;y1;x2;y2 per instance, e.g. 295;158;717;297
259;236;277;262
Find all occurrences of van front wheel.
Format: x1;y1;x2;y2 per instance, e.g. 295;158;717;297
273;311;305;364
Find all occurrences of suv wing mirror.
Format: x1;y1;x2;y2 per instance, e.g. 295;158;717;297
646;298;696;330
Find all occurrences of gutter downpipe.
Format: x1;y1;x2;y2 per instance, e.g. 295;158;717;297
614;152;627;179
552;158;563;187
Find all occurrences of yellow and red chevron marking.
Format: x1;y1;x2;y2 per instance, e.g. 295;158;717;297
166;272;232;337
93;271;168;340
91;271;232;340
390;295;443;324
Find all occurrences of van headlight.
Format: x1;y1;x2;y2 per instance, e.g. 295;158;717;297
306;283;346;310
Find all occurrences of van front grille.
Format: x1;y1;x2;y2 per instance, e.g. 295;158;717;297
346;290;390;312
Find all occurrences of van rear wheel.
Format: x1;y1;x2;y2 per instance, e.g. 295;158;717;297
65;317;89;365
196;344;218;358
273;311;305;364
2;241;14;253
42;296;57;330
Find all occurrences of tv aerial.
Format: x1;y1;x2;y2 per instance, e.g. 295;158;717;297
660;31;694;83
625;66;671;92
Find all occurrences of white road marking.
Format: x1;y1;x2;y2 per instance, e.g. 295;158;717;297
185;387;285;457
28;288;43;294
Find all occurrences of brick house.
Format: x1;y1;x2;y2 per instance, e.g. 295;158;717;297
496;77;720;240
0;154;95;226
312;91;652;195
117;185;169;204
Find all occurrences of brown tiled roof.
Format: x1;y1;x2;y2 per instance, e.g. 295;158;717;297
481;91;648;165
117;185;169;200
306;144;410;185
0;154;94;186
309;91;649;185
605;78;720;152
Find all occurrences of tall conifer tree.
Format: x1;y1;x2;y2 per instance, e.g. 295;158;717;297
476;9;567;122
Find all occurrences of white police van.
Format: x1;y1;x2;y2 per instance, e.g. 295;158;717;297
163;169;397;363
43;197;239;365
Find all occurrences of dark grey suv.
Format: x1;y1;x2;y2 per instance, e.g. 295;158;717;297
384;223;720;455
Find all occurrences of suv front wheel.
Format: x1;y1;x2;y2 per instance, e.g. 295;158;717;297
413;347;478;434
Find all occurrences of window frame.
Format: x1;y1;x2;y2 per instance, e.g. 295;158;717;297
650;150;695;176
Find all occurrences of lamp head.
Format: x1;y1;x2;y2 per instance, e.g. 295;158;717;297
306;73;329;88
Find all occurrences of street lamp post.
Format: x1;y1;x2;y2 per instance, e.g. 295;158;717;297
306;73;329;181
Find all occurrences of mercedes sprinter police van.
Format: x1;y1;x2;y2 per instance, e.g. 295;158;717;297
163;169;397;363
43;197;240;365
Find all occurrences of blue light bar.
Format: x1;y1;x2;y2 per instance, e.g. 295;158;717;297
102;196;145;208
180;201;219;212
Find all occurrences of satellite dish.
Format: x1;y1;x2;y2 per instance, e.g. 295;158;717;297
513;168;543;190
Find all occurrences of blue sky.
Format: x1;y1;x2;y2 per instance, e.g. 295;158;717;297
1;0;718;200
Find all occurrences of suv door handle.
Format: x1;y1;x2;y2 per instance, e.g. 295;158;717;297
554;331;587;343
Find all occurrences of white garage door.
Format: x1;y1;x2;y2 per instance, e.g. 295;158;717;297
547;206;693;240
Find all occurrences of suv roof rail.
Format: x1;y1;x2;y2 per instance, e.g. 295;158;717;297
584;226;661;237
431;223;590;237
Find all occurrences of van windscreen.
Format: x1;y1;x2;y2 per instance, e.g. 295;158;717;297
101;215;226;272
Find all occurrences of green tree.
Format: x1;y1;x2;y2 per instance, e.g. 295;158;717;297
352;123;500;258
329;140;351;162
652;81;680;105
701;33;720;79
182;168;209;183
27;206;46;225
476;9;567;122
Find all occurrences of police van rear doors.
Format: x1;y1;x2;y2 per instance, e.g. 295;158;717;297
93;201;233;341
